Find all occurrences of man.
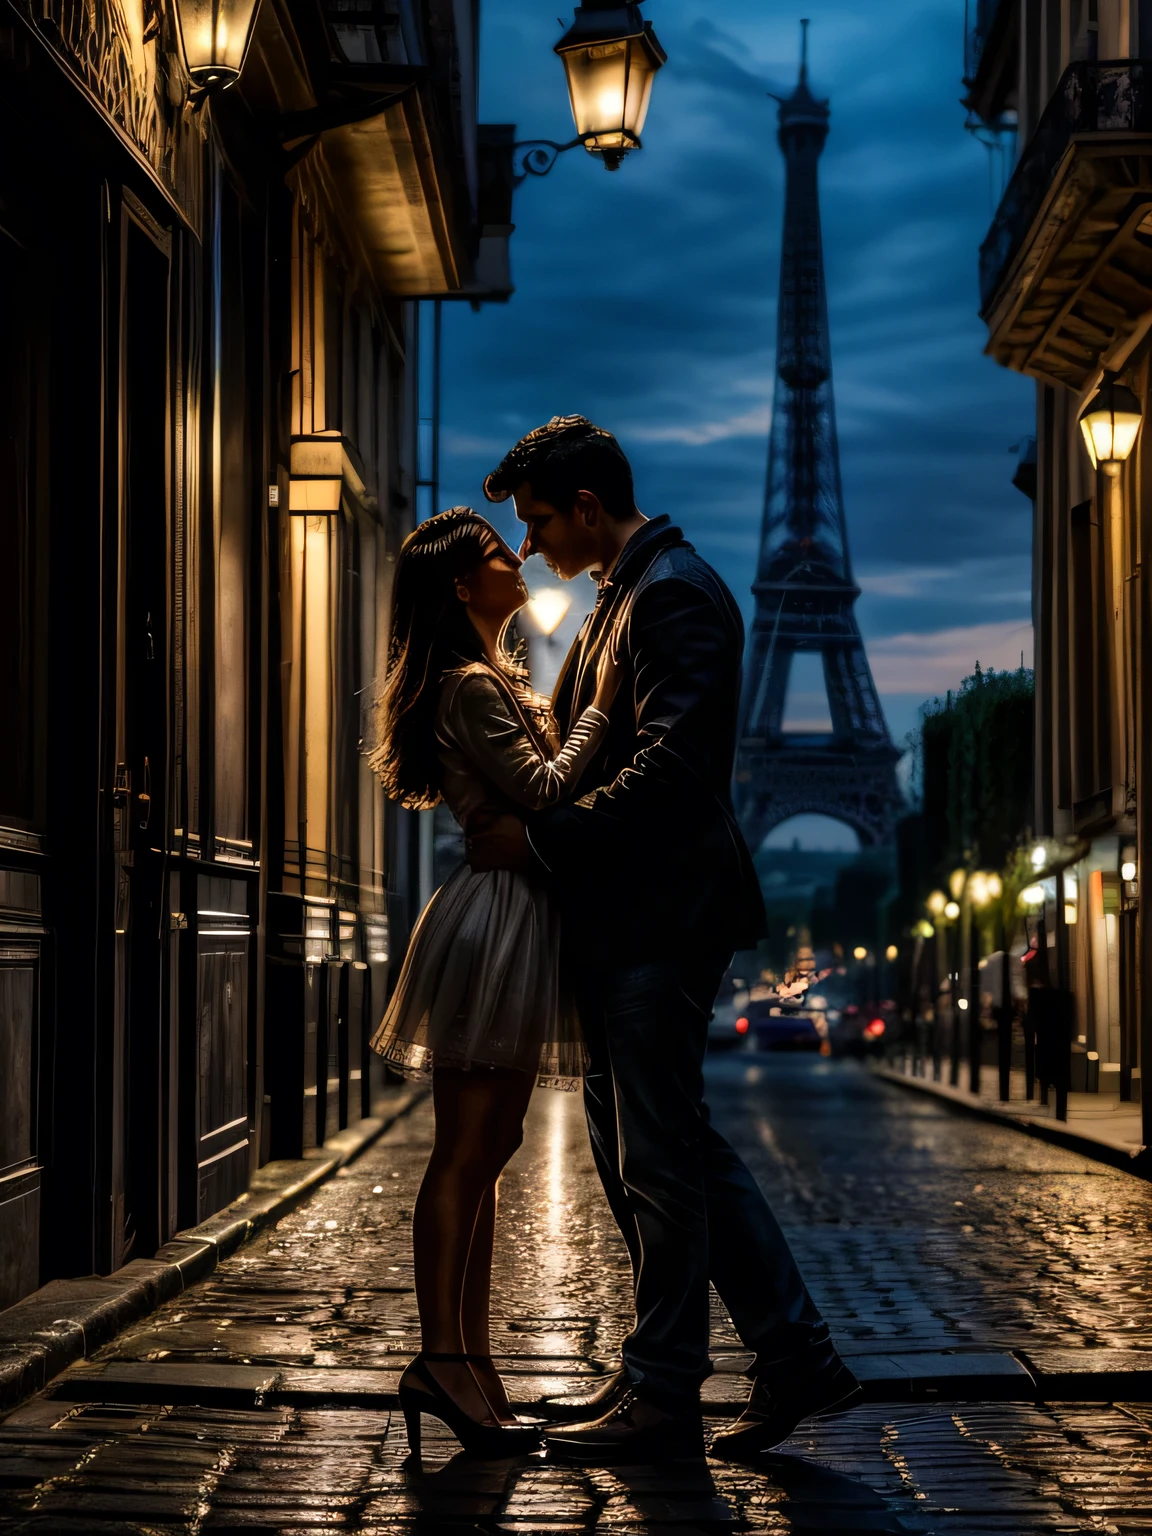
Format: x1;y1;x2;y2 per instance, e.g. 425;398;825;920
470;417;860;1462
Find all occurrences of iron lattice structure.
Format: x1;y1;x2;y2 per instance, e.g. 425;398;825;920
736;30;902;850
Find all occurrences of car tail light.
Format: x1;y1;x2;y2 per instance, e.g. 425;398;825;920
735;1017;750;1035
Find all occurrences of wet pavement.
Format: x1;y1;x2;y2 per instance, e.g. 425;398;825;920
5;1054;1152;1531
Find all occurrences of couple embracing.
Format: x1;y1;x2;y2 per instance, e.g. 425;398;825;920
370;415;860;1464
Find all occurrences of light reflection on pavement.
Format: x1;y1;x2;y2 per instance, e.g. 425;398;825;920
5;1055;1152;1530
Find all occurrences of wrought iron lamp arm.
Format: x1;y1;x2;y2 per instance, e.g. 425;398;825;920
511;134;604;184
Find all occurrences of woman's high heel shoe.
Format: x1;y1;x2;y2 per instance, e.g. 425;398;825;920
398;1352;540;1458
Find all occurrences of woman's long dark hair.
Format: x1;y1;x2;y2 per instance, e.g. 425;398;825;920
371;507;524;809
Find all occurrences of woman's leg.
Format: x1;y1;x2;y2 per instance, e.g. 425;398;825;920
411;1066;534;1421
460;1071;536;1419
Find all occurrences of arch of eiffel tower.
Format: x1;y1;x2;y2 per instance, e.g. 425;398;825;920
735;22;903;852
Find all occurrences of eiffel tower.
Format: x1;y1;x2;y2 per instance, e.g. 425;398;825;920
735;22;902;850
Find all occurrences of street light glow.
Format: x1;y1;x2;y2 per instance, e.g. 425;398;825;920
1078;374;1143;474
949;869;966;898
555;2;667;170
926;890;947;916
523;588;573;637
1122;861;1137;882
885;944;898;961
1030;844;1046;869
853;946;867;960
1020;883;1045;908
944;900;960;920
173;0;262;86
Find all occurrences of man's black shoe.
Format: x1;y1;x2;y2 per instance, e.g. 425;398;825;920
545;1388;705;1464
709;1352;862;1461
541;1368;629;1420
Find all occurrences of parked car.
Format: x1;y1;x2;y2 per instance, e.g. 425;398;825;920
744;998;822;1051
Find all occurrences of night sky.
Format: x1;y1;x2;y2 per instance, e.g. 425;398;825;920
439;0;1036;846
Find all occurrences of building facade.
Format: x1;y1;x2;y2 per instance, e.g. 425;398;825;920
0;0;513;1306
967;0;1152;1137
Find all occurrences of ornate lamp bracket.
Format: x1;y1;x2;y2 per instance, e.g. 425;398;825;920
511;134;605;184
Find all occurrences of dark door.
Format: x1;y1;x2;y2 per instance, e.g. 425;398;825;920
194;875;250;1220
114;197;172;1264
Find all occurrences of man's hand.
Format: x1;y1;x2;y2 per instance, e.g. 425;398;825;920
466;814;538;875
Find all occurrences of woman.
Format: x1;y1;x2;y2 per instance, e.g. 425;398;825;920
370;507;617;1457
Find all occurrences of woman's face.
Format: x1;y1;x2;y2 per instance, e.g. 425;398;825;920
457;531;527;626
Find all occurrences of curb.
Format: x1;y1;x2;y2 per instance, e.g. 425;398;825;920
874;1066;1152;1177
0;1088;428;1416
43;1349;1152;1413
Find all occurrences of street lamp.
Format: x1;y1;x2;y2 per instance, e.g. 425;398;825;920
173;0;262;87
1079;373;1143;477
556;1;666;170
523;589;573;638
516;2;667;181
926;890;946;917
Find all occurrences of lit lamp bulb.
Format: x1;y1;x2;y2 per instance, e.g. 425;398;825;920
926;890;947;916
852;946;867;961
1079;374;1143;476
173;0;263;87
523;588;572;638
1122;860;1138;883
1020;884;1045;909
885;944;898;962
555;1;667;170
948;868;966;899
944;900;961;920
1030;843;1046;870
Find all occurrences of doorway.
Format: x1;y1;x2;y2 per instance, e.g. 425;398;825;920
115;196;172;1264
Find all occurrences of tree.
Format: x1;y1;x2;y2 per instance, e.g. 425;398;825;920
918;663;1034;878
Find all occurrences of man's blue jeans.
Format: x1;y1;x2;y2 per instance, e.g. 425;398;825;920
574;951;828;1411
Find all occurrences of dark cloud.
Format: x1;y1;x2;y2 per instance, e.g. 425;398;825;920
440;0;1036;728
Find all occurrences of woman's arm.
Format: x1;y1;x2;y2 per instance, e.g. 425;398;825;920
443;668;608;811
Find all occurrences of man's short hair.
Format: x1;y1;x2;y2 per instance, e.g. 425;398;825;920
483;415;635;520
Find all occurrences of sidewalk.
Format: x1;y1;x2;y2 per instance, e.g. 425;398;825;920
878;1056;1148;1170
0;1086;427;1413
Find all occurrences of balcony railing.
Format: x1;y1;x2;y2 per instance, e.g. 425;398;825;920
980;60;1152;312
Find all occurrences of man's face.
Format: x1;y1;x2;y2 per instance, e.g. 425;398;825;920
512;480;600;580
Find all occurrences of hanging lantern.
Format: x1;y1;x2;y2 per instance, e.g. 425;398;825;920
173;0;263;88
1079;374;1143;476
554;2;667;170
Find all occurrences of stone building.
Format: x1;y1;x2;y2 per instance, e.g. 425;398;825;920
967;0;1152;1134
0;0;513;1305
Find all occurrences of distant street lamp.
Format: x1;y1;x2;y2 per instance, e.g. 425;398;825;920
926;890;947;917
173;0;262;87
514;1;667;181
523;589;573;638
944;900;960;920
1079;374;1143;476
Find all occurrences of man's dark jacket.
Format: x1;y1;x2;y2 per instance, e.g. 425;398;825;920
527;515;767;961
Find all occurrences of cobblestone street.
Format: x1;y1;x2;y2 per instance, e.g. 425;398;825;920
6;1056;1152;1532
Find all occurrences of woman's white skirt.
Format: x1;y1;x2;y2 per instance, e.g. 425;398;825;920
370;865;585;1090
